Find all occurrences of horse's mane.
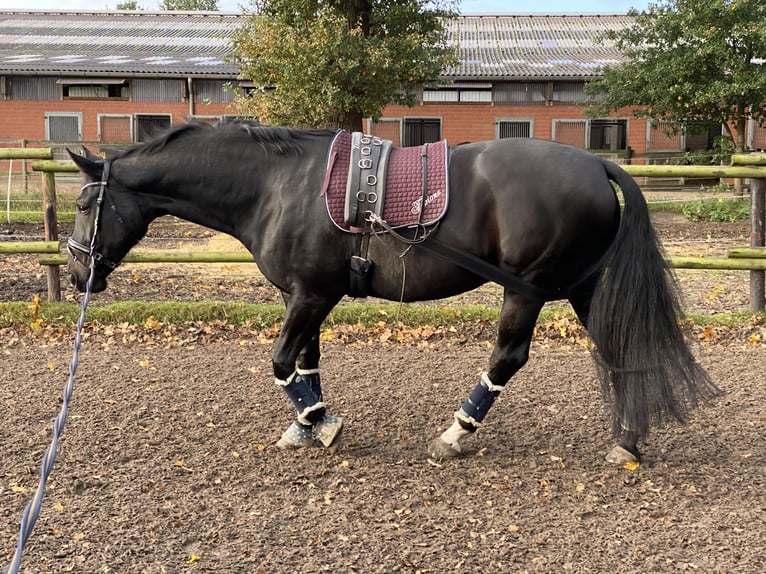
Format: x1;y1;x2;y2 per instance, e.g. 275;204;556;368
119;121;336;159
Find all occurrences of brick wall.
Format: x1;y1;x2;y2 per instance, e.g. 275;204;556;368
0;95;648;154
0;99;230;142
376;101;650;155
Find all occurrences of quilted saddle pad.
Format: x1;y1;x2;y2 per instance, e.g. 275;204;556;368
322;130;449;232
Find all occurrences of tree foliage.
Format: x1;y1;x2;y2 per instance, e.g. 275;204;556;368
116;0;144;8
587;0;766;151
231;0;457;131
159;0;219;10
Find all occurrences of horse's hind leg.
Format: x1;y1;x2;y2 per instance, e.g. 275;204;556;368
569;286;640;464
430;292;543;460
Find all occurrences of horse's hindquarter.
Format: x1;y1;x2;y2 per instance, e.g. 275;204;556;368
367;138;620;301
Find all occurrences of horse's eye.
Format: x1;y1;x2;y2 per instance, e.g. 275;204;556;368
76;204;89;214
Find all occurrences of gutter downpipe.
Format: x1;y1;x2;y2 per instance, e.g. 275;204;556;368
187;77;194;118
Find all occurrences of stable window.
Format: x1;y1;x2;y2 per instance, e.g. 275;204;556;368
132;79;182;103
750;119;766;151
134;114;172;142
368;118;402;147
552;119;587;148
403;118;442;147
193;80;236;105
58;78;127;100
45;112;82;160
552;81;603;106
589;119;627;151
497;119;533;138
494;82;547;105
45;112;82;141
647;120;683;152
422;83;492;103
9;76;58;100
98;114;132;142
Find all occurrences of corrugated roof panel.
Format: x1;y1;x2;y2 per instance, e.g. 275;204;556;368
0;11;632;79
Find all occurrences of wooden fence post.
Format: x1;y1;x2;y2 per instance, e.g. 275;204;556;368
41;171;61;301
750;177;765;311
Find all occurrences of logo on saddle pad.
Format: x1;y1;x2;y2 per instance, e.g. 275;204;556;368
322;130;449;232
411;189;443;216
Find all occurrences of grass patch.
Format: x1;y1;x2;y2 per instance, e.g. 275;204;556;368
1;300;762;330
681;197;750;223
3;190;77;223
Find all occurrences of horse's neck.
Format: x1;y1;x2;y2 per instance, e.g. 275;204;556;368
136;156;248;236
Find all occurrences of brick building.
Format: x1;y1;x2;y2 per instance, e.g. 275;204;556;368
1;9;764;162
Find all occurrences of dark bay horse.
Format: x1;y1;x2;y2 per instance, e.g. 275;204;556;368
67;121;718;464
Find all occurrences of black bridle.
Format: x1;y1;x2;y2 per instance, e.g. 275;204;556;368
66;159;124;271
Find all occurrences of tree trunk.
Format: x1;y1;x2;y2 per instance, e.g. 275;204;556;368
341;109;365;133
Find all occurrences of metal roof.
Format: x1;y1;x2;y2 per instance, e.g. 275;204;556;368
448;14;632;79
0;10;631;80
0;10;241;78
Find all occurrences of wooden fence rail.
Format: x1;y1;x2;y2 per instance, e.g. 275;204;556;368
0;152;763;310
8;241;765;271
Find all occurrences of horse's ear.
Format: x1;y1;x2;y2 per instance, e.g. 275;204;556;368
81;146;103;162
67;149;103;180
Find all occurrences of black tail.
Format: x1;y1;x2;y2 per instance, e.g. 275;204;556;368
588;161;720;437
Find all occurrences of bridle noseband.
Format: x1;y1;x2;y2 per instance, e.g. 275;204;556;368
66;159;123;271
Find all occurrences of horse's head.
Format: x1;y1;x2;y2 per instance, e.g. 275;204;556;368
67;150;148;293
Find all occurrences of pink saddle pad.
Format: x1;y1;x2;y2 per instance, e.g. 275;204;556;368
322;130;449;232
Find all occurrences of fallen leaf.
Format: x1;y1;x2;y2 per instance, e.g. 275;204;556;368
621;461;640;471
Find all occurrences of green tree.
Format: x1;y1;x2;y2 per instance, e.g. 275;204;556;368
231;0;457;132
587;0;766;153
116;0;144;8
159;0;219;10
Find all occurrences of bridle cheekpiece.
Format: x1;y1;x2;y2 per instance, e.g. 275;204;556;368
66;159;122;271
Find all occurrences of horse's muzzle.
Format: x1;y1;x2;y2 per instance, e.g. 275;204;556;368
67;259;107;293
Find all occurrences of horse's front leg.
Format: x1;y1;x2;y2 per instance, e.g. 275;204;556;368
272;294;343;450
430;294;543;459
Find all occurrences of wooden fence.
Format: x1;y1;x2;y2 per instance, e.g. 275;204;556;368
1;149;764;310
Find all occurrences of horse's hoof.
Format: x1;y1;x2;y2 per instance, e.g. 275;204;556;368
276;421;315;449
315;415;344;450
429;437;461;461
606;445;639;465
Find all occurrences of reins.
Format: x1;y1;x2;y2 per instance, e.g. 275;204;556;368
4;174;108;574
